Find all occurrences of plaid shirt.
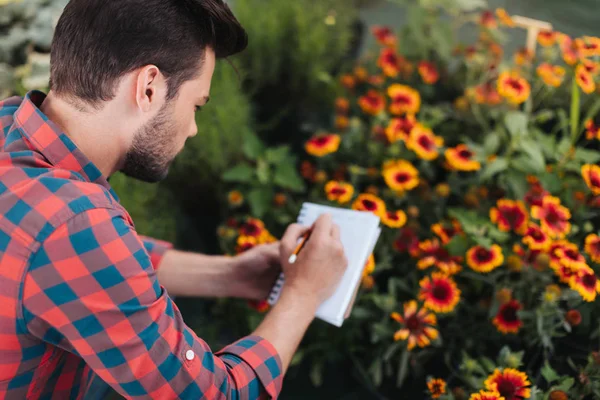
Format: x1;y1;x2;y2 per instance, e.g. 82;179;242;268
0;91;283;399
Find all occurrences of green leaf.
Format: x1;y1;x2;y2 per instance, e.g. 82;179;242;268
265;146;290;164
570;77;581;142
446;234;470;256
503;170;528;199
383;342;403;361
247;187;273;218
511;155;545;174
256;159;270;184
557;136;571;156
479;357;495;373
480;157;509;182
520;140;546;173
309;362;323;387
454;0;487;12
291;351;304;367
505;111;528;137
538;172;562;194
483;133;501;155
541;361;559;383
397;350;410;388
472;235;493;249
222;163;255;183
575;148;600;164
369;358;383;386
533;129;557;159
555;377;575;392
242;133;265;160
273;161;306;192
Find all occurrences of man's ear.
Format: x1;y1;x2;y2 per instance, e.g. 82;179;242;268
135;65;164;112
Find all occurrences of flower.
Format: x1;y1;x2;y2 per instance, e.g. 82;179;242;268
570;268;600;302
493;301;524;335
418;61;439;84
586;119;600;140
419;272;461;313
406;125;444;160
558;34;580;65
372;26;397;47
537;30;557;47
544;284;562;303
431;220;462;244
358;89;386;115
469;391;506;400
470;82;502;105
583;58;600;74
393;227;420;255
576;64;596;94
362;253;375;278
495;8;514;26
352;193;386;217
497;71;531;105
378;48;402;77
324;181;354;204
582;164;600;195
354;66;368;82
382;210;407;228
524;181;549;207
435;183;451;198
496;288;512;305
576;36;600;58
479;10;496;29
335;116;349;130
382;159;420;192
385;114;417;143
484;368;531;400
427;378;447;399
418;239;462;275
445;144;481;171
239;218;266;238
227;190;244;207
390;300;438;350
522;224;551;251
340;74;356;90
536;63;565;87
585;234;600;262
548;391;568;400
247;300;270;313
555;243;588;270
490;199;529;234
566;309;582;326
467;245;504;273
335;97;350;114
236;235;257;253
514;48;533;66
305;133;341;157
387;84;421;115
273;193;287;207
531;196;571;238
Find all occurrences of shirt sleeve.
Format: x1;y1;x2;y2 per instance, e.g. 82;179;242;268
138;235;173;271
21;207;283;399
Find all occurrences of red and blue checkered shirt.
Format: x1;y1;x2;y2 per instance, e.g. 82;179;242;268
0;91;283;399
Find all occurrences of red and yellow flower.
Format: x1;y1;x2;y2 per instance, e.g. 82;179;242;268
352;193;386;218
467;245;504;273
427;378;447;399
566;310;582;326
305;133;341;157
469;82;502;105
585;234;600;263
227;190;244;207
382;159;420;192
497;71;531;105
324;181;354;204
445;144;481;171
570;268;600;302
555;243;588;271
393;227;420;255
469;391;506;400
387;84;421;115
582;58;600;75
490;199;529;234
385;114;417;143
479;10;497;29
372;26;397;47
514;47;533;66
495;8;514;27
391;300;439;350
536;63;565;87
406;125;444;161
575;36;600;58
431;220;462;244
484;368;531;399
419;272;461;313
537;30;557;47
524;181;549;207
358;89;386;115
236;235;257;253
576;64;596;94
418;61;439;84
382;210;407;228
582;164;600;195
531;196;571;238
522;224;551;251
362;253;376;278
558;33;580;65
340;74;356;90
493;300;524;335
239;218;266;238
378;48;402;77
417;239;462;275
585;119;600;140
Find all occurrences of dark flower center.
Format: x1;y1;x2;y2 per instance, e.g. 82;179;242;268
583;273;597;288
579;73;590;84
564;249;579;261
458;149;472;159
405;315;421;330
530;228;544;240
314;136;329;146
393;94;412;105
387;212;399;221
507;78;524;91
418;135;434;150
497;379;517;399
503;207;523;227
330;187;347;195
242;223;261;236
385;53;399;65
501;304;519;323
395;172;410;183
590;174;600;188
545;209;561;225
432;283;450;300
362;199;377;210
475;248;493;262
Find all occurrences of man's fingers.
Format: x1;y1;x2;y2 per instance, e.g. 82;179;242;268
331;223;340;241
281;223;310;254
312;214;332;239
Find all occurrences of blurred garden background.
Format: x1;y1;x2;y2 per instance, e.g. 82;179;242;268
3;0;600;399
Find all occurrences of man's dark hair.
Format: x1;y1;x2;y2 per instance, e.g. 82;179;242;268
49;0;247;107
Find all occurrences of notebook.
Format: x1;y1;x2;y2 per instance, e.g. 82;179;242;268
267;202;381;327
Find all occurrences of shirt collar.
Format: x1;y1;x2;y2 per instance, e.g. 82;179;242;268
13;90;119;202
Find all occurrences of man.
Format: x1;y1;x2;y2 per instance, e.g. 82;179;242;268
0;0;348;398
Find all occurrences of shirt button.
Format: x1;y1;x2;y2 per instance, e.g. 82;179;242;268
185;350;195;361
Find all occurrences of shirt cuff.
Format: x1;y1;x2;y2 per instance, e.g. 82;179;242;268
216;335;283;399
140;236;173;270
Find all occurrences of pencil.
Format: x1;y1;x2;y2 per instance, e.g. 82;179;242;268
288;229;312;264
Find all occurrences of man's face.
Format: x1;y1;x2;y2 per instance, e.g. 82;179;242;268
121;48;216;182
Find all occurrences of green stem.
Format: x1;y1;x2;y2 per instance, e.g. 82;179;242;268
570;77;581;144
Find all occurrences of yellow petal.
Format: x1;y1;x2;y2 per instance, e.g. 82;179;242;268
404;300;417;316
394;329;410;341
424;327;439;340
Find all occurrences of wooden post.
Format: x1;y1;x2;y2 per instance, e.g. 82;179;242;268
511;15;553;54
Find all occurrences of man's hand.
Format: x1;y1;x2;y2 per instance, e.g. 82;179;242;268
229;243;281;300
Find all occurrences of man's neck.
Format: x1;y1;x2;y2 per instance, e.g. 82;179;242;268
39;91;126;179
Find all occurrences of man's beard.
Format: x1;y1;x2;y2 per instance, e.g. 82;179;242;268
121;104;177;183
